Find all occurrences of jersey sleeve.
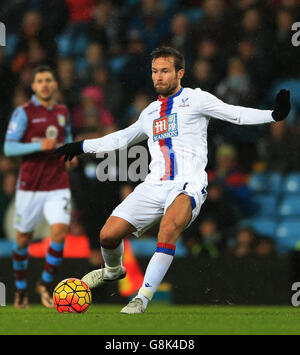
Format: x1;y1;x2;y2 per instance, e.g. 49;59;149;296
83;116;147;154
4;141;42;157
5;107;28;142
4;107;42;157
196;89;275;125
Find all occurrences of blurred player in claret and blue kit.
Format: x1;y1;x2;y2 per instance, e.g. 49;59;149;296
4;65;75;308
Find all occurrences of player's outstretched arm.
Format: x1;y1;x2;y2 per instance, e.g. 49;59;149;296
199;89;291;125
54;118;147;161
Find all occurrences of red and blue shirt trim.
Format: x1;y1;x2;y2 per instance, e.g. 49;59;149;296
157;88;183;181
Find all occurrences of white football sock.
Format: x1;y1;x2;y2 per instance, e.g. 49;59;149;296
137;243;175;309
101;240;124;278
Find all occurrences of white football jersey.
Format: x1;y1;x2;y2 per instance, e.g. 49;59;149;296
83;87;274;189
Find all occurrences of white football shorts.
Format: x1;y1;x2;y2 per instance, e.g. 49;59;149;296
14;188;71;233
111;181;207;237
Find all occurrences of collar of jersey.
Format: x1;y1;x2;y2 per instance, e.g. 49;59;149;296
31;95;56;110
158;87;184;102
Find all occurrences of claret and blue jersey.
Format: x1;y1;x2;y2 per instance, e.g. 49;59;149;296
5;95;72;149
4;95;72;191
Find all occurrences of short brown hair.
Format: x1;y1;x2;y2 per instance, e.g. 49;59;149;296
151;46;185;72
32;65;57;82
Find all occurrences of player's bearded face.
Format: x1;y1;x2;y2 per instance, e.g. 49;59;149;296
32;72;58;101
152;57;183;97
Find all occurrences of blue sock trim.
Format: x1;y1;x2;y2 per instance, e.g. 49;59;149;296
13;260;29;270
41;271;53;284
16;280;27;290
45;254;63;266
13;242;29;255
156;243;176;256
156;247;175;256
49;241;65;252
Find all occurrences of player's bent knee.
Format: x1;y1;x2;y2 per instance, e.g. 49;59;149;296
99;227;122;249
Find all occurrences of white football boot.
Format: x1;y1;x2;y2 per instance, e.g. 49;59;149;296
120;298;145;314
82;266;126;289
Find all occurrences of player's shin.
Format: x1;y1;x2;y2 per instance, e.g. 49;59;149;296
12;242;29;291
41;241;65;284
136;243;175;309
101;240;124;278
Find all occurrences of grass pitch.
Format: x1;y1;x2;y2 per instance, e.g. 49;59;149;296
0;304;299;335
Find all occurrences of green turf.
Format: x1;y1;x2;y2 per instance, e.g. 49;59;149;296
0;304;299;335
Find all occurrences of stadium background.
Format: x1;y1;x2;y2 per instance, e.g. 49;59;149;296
0;0;299;305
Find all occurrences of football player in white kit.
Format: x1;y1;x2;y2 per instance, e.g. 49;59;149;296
55;47;290;314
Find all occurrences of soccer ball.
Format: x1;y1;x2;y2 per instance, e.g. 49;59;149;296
53;278;92;313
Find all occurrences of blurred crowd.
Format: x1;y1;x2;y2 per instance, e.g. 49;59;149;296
0;0;299;260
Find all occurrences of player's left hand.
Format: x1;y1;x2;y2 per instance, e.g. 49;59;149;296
54;141;84;161
272;89;291;121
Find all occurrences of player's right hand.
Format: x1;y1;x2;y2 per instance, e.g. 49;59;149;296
54;141;84;161
41;138;57;151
